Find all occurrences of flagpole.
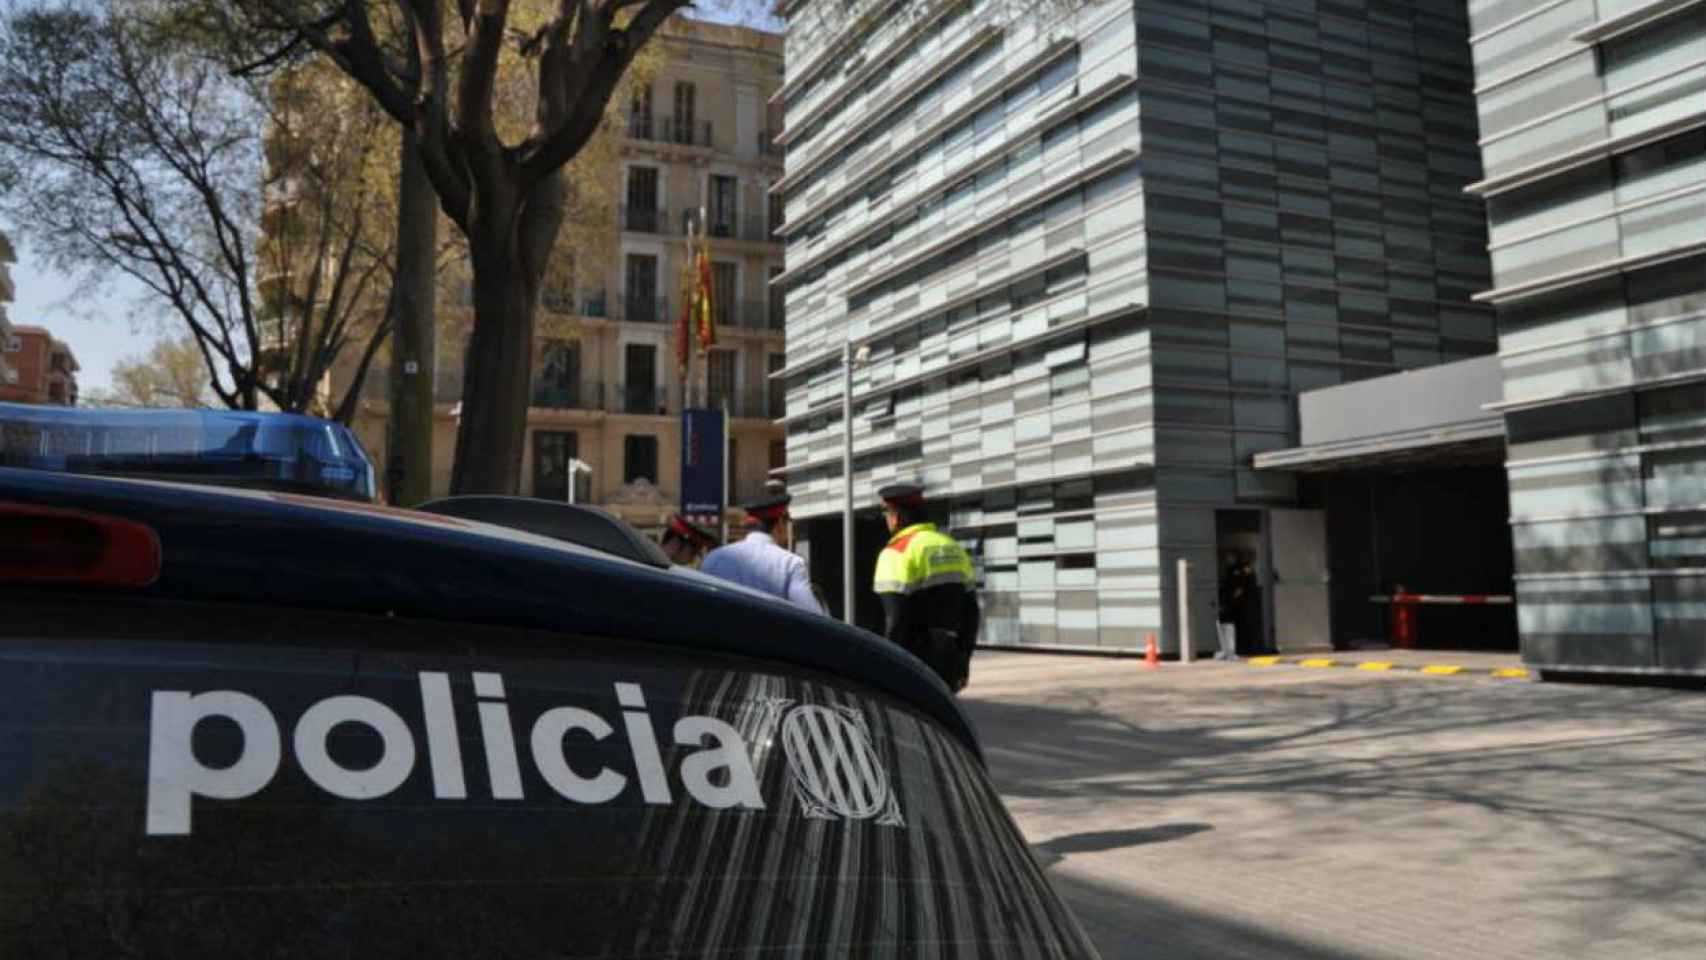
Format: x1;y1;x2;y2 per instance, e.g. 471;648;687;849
683;211;694;413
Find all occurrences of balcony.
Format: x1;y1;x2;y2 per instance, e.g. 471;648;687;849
722;300;785;332
531;380;604;411
620;294;670;324
693;210;779;244
704;385;786;420
619;203;666;234
615;380;667;415
758;130;784;159
623;113;714;150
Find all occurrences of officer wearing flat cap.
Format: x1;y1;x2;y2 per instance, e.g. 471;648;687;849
873;482;980;692
660;513;719;568
701;493;824;613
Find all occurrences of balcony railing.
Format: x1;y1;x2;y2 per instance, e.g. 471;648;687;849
616;381;667;415
723;299;785;332
703;386;784;420
621;294;670;324
531;380;603;411
623;113;714;149
619;203;665;234
691;210;778;244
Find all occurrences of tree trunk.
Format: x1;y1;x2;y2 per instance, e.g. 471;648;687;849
449;171;565;495
386;127;439;506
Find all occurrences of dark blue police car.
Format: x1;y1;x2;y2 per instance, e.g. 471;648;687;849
0;406;1097;957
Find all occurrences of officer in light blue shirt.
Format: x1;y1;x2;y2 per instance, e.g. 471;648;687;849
700;493;824;614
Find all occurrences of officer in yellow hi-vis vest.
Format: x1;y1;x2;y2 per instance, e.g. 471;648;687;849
873;483;980;692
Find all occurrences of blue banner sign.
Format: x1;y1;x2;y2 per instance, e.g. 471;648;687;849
680;407;725;522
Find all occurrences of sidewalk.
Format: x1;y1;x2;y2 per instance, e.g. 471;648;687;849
964;651;1706;960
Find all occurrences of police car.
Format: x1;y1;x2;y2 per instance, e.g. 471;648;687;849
0;405;1098;957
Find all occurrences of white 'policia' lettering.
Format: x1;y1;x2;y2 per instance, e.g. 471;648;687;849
145;674;773;836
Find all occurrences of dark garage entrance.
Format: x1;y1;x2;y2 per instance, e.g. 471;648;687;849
1311;466;1516;651
1253;357;1517;653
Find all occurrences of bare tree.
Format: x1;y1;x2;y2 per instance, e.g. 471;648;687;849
0;3;392;418
83;334;213;408
233;0;698;493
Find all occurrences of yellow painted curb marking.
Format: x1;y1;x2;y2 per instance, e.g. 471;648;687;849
1356;662;1395;671
1299;658;1337;668
1249;656;1283;667
1491;668;1530;679
1421;665;1464;675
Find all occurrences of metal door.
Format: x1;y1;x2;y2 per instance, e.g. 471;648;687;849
1269;509;1331;652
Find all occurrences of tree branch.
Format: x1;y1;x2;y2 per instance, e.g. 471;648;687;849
521;0;684;182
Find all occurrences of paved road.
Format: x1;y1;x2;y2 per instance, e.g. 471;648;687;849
962;651;1706;960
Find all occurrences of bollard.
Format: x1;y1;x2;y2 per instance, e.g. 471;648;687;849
1177;557;1193;665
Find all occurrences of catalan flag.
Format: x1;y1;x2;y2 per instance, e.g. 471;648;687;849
695;234;716;353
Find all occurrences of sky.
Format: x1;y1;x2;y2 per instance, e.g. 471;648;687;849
6;2;785;396
8;238;155;395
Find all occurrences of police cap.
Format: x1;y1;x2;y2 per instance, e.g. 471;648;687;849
665;513;719;549
739;492;792;524
877;483;925;508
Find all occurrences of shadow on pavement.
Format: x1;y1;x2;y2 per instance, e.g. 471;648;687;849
965;674;1706;958
1038;824;1213;857
1048;866;1366;960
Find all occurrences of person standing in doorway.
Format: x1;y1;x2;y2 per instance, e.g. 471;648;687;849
1216;553;1245;661
872;483;980;692
700;494;824;614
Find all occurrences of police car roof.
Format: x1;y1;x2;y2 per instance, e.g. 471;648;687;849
0;467;980;757
0;402;361;437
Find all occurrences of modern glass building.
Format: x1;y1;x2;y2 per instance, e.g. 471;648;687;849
1465;0;1706;672
769;0;1496;651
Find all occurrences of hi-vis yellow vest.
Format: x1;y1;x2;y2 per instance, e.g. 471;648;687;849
873;523;975;596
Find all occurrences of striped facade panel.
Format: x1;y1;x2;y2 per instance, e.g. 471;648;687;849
1472;0;1706;672
777;0;1164;649
1137;0;1495;651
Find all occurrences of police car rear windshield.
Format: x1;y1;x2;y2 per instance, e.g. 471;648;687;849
0;404;375;502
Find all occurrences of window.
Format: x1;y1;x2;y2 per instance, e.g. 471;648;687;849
768;267;785;330
3;335;18;352
709;175;738;237
712;262;737;328
629;84;652;138
767;353;786;417
624;434;659;483
673;81;697;144
707;349;737;411
537;339;582;406
769;194;786;237
625;255;658;322
532;430;583;501
627;167;659;232
623;343;659;414
769;438;786;470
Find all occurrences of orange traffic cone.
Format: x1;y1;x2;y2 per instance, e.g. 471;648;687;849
1144;632;1160;668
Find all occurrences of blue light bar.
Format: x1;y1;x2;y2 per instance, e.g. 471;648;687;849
0;404;376;502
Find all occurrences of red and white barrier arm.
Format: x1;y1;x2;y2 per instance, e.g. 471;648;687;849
1367;594;1514;605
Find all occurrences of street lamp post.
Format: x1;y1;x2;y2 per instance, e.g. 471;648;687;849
841;340;855;626
840;340;869;627
566;458;592;505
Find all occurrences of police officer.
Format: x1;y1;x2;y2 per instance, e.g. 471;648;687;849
701;493;824;614
872;483;979;692
660;513;719;568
